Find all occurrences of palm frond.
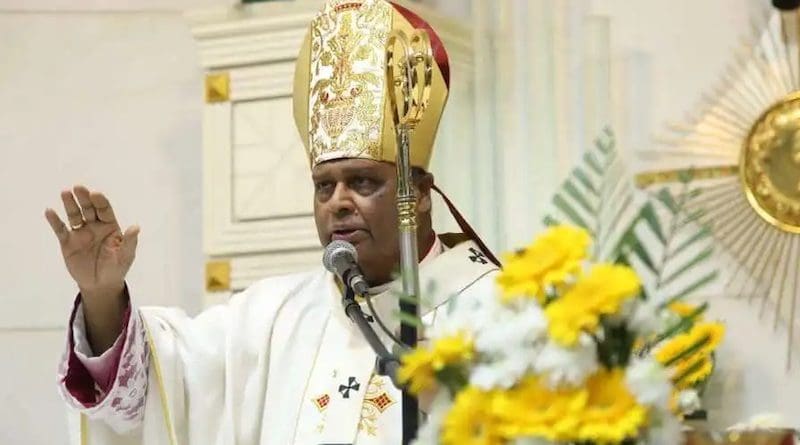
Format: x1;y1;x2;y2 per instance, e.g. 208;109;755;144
544;128;639;261
545;131;718;306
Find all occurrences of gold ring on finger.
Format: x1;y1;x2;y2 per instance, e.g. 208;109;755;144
70;221;85;230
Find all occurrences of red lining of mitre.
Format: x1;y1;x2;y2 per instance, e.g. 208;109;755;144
389;2;451;89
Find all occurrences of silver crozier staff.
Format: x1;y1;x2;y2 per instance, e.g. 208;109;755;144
386;28;433;445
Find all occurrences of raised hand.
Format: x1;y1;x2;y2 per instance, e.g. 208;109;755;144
45;185;139;351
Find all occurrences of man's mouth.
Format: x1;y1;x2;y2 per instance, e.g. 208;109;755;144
331;228;367;243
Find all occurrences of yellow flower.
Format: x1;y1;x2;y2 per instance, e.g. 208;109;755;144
691;322;725;354
578;369;648;444
544;300;600;346
496;225;590;302
654;322;724;388
493;375;587;441
397;348;437;395
668;301;702;319
442;387;503;445
431;333;475;370
673;356;714;389
655;322;725;364
654;333;690;365
397;332;474;395
545;264;641;346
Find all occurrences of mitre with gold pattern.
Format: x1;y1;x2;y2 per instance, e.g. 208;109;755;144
292;0;450;170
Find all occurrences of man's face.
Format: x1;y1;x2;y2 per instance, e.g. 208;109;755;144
312;158;401;284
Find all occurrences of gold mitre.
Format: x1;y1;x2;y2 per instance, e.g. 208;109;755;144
292;0;451;169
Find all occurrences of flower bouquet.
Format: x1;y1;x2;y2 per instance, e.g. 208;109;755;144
398;225;725;445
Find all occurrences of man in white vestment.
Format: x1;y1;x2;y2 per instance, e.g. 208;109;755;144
45;1;500;444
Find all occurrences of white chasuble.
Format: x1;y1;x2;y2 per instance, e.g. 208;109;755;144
72;237;498;445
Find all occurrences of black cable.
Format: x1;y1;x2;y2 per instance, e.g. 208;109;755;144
364;293;407;349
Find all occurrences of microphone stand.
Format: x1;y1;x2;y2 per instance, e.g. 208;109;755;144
340;286;404;387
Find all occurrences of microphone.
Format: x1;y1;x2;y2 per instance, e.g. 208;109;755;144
323;240;370;296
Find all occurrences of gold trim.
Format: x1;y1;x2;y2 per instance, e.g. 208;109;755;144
205;72;230;103
142;318;180;445
205;260;231;292
80;413;88;445
634;165;738;188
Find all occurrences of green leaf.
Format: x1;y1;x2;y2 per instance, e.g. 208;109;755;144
395;292;422;306
662;246;714;286
664;333;711;367
393;310;424;329
553;194;591;230
573;168;598;196
563;179;595;216
672;226;712;257
606;197;641;260
673;356;709;386
656;188;679;214
678;208;707;228
677;169;695;184
618;231;657;273
639;202;667;244
687;188;703;199
661;271;719;307
651;303;708;344
543;215;560;226
584;151;603;175
596;137;613;154
436;365;470;395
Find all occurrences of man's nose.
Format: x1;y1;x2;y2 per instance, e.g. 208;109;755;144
330;182;355;217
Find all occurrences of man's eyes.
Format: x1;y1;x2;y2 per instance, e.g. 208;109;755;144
314;181;334;193
351;177;375;187
313;177;381;196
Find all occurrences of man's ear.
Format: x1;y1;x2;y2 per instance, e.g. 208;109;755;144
416;172;434;214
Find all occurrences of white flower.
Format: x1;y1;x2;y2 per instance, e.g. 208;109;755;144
470;352;533;389
628;299;665;337
728;413;788;432
472;301;547;355
642;408;685;445
465;297;549;390
533;334;598;388
411;391;452;445
676;389;701;415
625;357;672;409
606;297;639;326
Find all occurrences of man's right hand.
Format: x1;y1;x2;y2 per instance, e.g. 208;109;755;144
45;185;139;353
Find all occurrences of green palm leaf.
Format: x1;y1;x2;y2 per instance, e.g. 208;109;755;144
545;129;639;261
545;131;718;306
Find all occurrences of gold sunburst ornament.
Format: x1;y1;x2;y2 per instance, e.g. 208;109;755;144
741;91;800;233
637;0;800;368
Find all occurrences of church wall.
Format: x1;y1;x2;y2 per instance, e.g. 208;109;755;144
0;6;216;443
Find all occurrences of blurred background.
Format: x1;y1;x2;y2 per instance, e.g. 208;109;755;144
1;0;795;443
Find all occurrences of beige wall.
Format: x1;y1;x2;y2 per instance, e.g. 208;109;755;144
0;3;225;443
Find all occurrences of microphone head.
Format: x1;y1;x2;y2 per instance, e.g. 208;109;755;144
323;240;358;273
